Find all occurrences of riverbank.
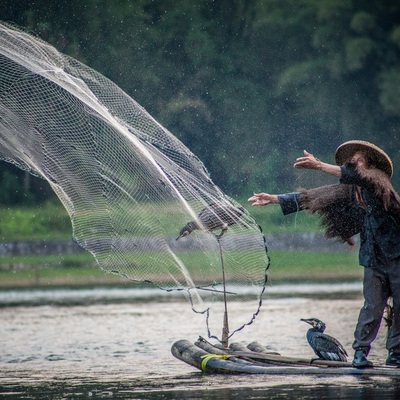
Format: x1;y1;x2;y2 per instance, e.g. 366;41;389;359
0;232;352;257
0;232;362;289
0;267;363;289
0;250;362;289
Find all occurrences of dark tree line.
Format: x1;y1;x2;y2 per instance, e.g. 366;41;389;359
1;0;400;205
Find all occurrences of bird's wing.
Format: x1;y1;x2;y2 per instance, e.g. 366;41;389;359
213;203;244;223
312;334;348;361
197;205;221;230
196;202;246;233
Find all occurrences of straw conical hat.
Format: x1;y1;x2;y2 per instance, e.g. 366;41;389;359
335;140;393;177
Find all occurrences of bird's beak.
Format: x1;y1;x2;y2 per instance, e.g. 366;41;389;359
176;231;188;241
300;318;312;326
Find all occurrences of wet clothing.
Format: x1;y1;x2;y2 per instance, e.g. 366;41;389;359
277;163;400;353
355;263;400;352
339;164;400;269
278;192;302;216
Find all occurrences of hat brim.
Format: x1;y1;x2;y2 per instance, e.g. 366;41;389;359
335;140;393;177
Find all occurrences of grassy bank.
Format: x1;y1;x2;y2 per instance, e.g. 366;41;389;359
0;203;361;289
267;250;362;281
0;200;321;241
0;249;362;289
0;202;72;241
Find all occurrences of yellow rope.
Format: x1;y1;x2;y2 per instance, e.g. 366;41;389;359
200;354;233;372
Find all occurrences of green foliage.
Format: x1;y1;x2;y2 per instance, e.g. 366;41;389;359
345;37;378;71
243;202;322;235
391;26;400;48
0;170;35;205
350;11;376;34
379;68;400;115
0;253;96;271
0;198;321;242
1;0;400;199
0;202;71;240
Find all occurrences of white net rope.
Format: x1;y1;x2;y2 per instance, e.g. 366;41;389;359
0;22;269;343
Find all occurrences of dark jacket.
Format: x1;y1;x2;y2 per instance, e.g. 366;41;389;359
340;164;400;268
277;164;400;268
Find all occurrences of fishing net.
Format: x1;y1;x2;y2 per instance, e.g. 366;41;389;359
0;22;269;344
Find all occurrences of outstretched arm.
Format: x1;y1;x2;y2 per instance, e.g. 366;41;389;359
294;150;341;177
248;193;279;206
248;192;302;214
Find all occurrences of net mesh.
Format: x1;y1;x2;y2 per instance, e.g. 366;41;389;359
0;22;270;343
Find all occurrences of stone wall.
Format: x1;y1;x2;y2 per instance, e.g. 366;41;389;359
0;239;84;256
0;233;357;256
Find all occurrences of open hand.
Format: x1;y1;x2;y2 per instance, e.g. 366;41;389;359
294;150;321;170
248;193;278;206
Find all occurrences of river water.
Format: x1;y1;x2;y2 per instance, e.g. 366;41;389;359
1;281;400;399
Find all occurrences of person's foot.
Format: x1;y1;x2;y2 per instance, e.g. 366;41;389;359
386;351;400;367
352;349;373;369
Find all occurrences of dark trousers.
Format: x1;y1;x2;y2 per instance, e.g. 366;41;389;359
353;262;400;353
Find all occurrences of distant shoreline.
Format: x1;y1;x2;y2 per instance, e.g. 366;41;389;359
0;234;362;289
0;232;355;256
0;263;363;290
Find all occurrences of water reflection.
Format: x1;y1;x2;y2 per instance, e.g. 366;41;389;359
3;373;400;399
1;283;400;399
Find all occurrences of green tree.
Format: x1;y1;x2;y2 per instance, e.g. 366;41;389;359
2;0;400;197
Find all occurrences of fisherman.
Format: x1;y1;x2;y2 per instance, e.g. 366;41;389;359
248;140;400;369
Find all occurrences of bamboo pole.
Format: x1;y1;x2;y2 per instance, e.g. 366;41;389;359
217;238;229;348
171;340;400;376
195;337;350;368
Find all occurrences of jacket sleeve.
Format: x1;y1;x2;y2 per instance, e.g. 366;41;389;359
278;192;302;215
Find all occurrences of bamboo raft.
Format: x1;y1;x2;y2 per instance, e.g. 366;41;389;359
171;337;400;376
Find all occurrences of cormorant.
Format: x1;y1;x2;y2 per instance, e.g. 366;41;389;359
176;203;245;240
301;318;348;362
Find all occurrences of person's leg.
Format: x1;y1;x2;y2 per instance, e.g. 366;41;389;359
385;262;400;366
352;267;389;368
